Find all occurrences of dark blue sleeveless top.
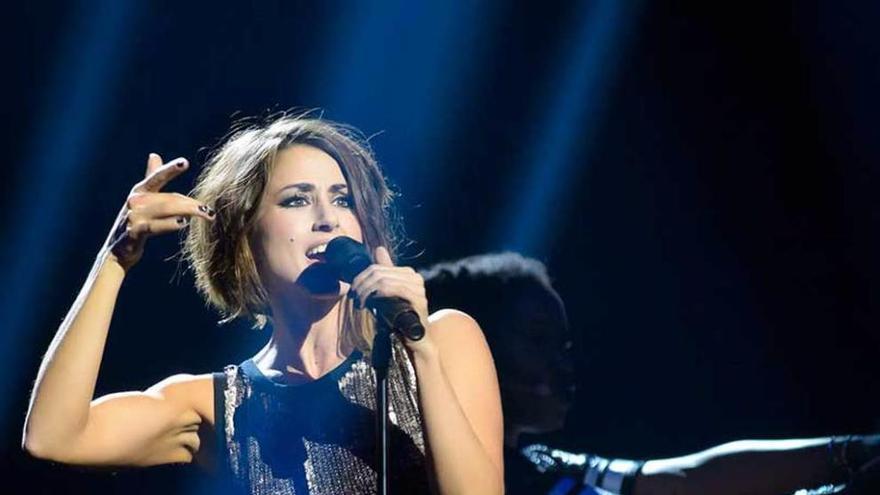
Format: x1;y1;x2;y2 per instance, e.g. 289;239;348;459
212;339;429;494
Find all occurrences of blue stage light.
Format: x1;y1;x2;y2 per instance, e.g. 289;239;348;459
492;0;643;257
0;0;139;437
301;1;490;228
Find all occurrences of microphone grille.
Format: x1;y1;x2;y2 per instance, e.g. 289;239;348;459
325;236;371;283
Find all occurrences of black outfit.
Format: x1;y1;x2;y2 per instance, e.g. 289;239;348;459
210;339;429;494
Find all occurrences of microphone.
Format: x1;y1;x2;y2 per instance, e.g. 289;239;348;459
325;236;425;341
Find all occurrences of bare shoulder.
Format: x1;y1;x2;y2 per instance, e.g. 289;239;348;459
144;373;216;426
428;309;483;337
427;309;491;356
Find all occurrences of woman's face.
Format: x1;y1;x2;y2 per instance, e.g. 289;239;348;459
251;144;364;297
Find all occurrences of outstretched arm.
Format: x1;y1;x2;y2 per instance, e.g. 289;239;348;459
522;435;877;495
635;438;838;495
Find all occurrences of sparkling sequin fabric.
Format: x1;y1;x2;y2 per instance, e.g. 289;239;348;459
217;339;428;494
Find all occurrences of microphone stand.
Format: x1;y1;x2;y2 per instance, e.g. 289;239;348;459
372;315;393;495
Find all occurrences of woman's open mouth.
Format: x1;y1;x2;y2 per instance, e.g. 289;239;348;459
306;243;329;263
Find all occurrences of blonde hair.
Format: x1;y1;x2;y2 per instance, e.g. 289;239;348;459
182;112;399;352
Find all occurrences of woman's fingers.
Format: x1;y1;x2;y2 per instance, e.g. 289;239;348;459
352;277;420;306
107;153;205;270
352;278;428;325
128;192;215;222
124;193;215;243
145;153;164;177
126;215;193;239
350;265;425;308
374;246;394;266
351;266;400;293
121;206;211;242
134;156;189;193
352;265;420;292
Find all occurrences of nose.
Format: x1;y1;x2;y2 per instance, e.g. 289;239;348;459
312;197;339;232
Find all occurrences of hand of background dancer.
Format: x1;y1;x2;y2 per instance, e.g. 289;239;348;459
105;153;215;271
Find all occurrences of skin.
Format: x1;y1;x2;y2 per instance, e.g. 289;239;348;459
23;147;504;494
248;145;367;379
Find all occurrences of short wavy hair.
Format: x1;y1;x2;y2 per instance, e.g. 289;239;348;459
183;112;399;351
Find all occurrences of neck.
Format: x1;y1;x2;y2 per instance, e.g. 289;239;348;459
255;293;352;380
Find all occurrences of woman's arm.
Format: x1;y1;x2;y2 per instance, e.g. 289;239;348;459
414;309;505;495
350;247;505;494
22;153;215;466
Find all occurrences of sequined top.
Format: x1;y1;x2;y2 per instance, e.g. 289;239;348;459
212;339;429;494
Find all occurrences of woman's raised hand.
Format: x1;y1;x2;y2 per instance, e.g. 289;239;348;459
106;153;215;271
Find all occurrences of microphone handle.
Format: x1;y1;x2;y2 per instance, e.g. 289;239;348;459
367;296;425;341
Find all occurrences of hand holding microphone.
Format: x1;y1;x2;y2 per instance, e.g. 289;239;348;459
325;237;426;341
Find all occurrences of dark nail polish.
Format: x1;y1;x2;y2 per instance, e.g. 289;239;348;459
176;161;186;168
177;217;187;225
199;205;215;216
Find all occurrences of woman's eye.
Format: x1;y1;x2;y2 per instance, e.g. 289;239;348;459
280;195;309;207
333;195;353;208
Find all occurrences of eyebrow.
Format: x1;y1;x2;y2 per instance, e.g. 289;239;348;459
277;183;349;195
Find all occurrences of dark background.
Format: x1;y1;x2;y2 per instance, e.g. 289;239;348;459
3;1;878;492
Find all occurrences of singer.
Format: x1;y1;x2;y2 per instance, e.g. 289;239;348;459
22;113;504;494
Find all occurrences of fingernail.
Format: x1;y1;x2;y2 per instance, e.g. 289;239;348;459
199;205;216;216
177;217;188;225
176;160;187;168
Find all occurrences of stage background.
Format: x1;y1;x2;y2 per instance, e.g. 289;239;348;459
3;1;879;492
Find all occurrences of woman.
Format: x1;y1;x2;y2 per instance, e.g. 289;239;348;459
421;252;879;495
22;114;504;494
